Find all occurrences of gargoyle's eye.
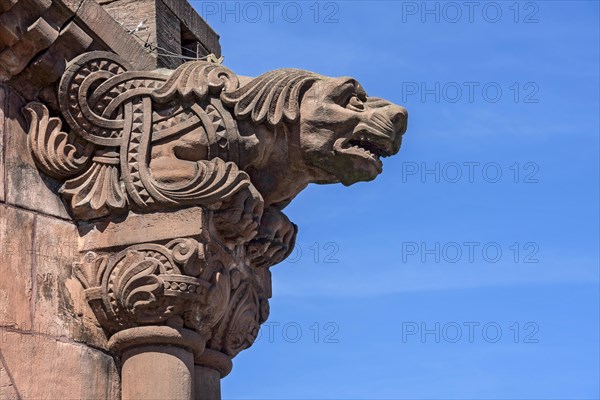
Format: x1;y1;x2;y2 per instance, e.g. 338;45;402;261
346;95;365;112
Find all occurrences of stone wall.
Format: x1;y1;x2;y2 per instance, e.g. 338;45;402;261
98;0;221;68
0;83;119;399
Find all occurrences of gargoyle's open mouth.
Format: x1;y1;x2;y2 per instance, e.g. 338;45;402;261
335;125;396;173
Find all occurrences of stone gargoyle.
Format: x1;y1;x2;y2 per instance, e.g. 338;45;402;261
24;51;408;368
25;51;408;270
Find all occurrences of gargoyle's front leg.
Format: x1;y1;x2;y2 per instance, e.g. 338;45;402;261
246;207;298;268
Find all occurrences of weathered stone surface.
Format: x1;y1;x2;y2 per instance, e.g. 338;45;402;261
0;0;53;50
3;85;70;218
97;0;162;63
99;0;221;66
0;330;119;399
99;0;180;69
10;21;94;101
155;0;182;69
0;205;108;347
0;205;34;331
161;0;221;57
0;0;223;117
33;213;108;349
0;85;5;203
72;0;156;70
0;356;20;400
0;0;18;14
0;1;73;83
0;0;160;107
0;17;59;80
79;207;204;252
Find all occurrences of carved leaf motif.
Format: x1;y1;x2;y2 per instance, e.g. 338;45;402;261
151;62;240;103
122;264;161;312
167;238;203;277
73;251;108;289
41;49;409;369
222;282;260;357
40;52;266;248
60;157;127;220
150;158;253;206
113;252;167;324
184;264;231;338
206;272;263;358
212;179;264;246
75;242;217;333
24;102;92;179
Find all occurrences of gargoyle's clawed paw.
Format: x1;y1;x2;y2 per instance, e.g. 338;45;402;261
213;184;264;246
247;208;298;268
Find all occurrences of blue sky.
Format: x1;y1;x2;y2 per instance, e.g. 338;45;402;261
192;1;599;398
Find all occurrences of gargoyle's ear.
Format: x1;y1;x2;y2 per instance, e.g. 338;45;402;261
221;69;321;127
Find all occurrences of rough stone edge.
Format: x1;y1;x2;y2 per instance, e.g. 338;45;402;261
60;0;156;70
160;0;221;57
0;84;5;203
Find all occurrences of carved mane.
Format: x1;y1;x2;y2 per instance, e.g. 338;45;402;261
221;69;322;127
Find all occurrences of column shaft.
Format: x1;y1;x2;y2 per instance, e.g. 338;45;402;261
194;365;221;400
122;345;194;400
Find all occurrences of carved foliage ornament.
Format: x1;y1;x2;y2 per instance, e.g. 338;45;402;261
26;53;258;245
74;237;270;358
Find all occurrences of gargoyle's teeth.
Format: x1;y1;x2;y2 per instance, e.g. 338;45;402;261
346;142;381;161
347;138;387;159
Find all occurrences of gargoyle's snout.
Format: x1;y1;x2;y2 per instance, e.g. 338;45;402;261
363;97;408;154
389;105;408;136
389;104;407;154
377;104;407;155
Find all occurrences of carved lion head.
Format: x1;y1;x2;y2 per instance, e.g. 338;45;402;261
222;69;408;188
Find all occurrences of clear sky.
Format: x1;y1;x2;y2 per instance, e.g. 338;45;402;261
192;1;599;398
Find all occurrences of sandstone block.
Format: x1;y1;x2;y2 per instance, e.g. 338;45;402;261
0;330;119;399
33;213;108;349
0;85;5;203
79;207;204;252
3;85;70;219
0;205;34;330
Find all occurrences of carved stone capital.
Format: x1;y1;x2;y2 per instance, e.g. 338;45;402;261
71;207;270;363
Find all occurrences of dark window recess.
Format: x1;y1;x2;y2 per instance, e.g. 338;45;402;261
181;23;209;60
